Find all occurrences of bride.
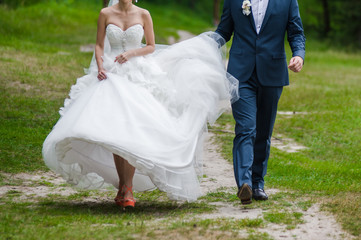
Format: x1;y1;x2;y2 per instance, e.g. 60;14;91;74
42;0;238;207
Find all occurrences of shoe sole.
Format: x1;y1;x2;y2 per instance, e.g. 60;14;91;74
123;203;135;208
237;183;252;205
252;196;268;201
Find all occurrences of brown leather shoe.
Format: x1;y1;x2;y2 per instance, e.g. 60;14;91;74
237;183;252;205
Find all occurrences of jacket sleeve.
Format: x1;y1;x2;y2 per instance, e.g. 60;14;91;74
215;0;234;45
287;0;306;60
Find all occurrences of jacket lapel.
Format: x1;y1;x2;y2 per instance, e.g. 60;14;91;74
248;2;257;33
259;0;273;34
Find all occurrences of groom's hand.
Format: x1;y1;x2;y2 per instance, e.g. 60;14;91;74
288;56;304;73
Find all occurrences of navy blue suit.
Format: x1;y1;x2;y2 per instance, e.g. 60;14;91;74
216;0;305;189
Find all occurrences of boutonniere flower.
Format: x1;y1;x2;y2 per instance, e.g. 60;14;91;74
242;0;252;16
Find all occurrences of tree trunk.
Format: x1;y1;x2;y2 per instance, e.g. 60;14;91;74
321;0;330;36
213;0;221;26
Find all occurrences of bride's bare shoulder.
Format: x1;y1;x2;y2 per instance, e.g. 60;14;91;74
134;6;151;17
99;5;115;17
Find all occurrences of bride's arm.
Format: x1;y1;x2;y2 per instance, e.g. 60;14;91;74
115;10;155;64
138;10;156;55
95;9;107;80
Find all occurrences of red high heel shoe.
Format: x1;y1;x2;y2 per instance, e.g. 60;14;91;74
114;189;124;207
122;185;136;208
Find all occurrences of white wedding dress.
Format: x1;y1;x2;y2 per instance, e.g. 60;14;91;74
42;23;238;201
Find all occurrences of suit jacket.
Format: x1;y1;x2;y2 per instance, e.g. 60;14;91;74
216;0;306;87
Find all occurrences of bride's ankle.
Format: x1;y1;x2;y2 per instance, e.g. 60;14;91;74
122;185;134;197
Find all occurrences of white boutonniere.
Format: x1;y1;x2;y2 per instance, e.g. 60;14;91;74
242;0;252;16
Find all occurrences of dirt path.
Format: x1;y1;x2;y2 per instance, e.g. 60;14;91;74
200;132;353;240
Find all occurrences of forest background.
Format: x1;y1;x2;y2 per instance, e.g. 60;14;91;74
1;0;361;48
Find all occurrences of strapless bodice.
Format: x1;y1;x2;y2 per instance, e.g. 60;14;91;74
106;24;144;54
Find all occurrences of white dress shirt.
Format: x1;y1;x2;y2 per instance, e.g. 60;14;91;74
252;0;269;34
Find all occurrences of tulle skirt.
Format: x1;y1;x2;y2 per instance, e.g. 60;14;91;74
42;32;238;201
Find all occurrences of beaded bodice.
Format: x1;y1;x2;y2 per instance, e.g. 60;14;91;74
106;24;144;54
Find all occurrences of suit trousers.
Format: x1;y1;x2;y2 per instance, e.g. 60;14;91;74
232;70;283;189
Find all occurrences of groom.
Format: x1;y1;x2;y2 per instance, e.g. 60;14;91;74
216;0;305;204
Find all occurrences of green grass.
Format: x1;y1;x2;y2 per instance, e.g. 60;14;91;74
137;2;214;43
0;1;214;52
169;218;264;231
0;187;217;240
3;186;286;240
0;201;211;240
199;188;239;202
263;211;303;229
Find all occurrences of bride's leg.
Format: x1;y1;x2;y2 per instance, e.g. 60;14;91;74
113;154;136;199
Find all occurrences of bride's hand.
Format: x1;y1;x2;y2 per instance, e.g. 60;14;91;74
97;69;107;81
115;51;134;64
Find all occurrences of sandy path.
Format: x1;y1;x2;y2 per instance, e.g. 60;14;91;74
200;132;354;240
